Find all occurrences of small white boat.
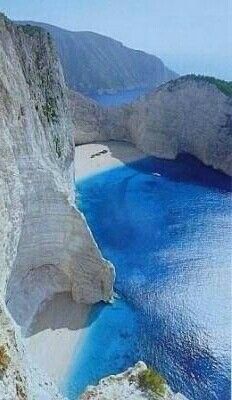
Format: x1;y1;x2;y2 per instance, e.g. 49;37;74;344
152;172;161;177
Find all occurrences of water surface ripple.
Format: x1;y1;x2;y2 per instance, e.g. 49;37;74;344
66;155;231;400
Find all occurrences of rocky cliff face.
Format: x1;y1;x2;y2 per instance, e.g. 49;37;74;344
17;21;178;94
72;76;232;176
119;76;232;175
69;90;106;144
0;14;114;399
69;90;132;146
80;362;188;400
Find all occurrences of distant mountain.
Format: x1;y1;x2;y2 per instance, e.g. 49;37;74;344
17;21;178;94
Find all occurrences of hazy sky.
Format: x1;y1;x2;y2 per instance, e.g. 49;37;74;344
1;0;231;79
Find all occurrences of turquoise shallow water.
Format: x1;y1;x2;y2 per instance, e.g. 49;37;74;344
63;155;231;400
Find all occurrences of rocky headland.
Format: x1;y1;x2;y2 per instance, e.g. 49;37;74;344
71;76;232;176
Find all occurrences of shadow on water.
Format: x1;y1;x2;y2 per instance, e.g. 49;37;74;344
107;143;232;192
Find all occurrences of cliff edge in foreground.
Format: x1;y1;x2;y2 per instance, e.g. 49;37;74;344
0;14;114;399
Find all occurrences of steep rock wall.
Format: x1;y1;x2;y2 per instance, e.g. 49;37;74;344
120;77;232;175
0;14;114;399
69;90;130;145
69;90;106;144
71;77;232;176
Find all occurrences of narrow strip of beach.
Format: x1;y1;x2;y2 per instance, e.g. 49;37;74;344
75;141;146;180
24;293;90;385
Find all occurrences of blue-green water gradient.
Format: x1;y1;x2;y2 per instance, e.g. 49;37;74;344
64;155;231;400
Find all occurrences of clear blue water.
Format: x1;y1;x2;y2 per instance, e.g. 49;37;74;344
64;155;231;400
88;87;152;107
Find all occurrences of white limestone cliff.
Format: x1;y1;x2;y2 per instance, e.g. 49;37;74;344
0;14;114;399
71;77;232;176
120;77;232;176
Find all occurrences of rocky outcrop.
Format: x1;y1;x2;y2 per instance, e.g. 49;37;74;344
69;90;131;145
0;14;114;399
118;76;232;175
17;20;178;94
69;90;106;145
71;76;232;175
80;362;188;400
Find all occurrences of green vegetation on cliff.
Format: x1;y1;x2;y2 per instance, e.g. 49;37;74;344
19;24;43;36
15;22;60;125
175;75;232;97
138;368;166;397
42;96;58;123
53;135;62;158
0;345;10;373
19;24;53;46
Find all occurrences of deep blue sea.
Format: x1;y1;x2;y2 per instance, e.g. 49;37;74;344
88;87;152;107
64;155;231;400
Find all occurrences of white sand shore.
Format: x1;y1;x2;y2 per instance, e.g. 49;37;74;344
25;293;90;384
75;141;146;180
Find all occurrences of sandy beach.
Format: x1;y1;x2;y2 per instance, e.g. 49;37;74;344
75;141;146;180
25;141;145;388
24;293;90;384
